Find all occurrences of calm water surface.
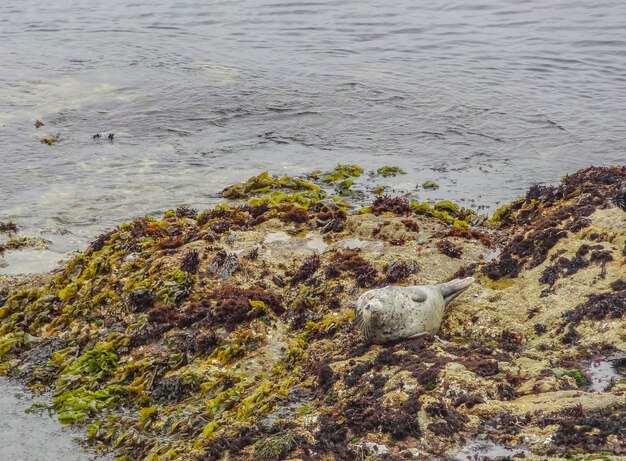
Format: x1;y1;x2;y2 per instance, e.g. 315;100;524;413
0;378;110;460
1;0;626;270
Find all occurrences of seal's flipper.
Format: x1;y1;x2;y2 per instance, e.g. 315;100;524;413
408;288;428;303
437;277;475;306
407;332;429;339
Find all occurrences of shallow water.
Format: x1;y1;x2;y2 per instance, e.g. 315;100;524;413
587;354;626;392
1;0;626;269
0;378;110;461
455;439;530;460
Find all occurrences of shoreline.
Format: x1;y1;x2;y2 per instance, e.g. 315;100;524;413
0;165;625;460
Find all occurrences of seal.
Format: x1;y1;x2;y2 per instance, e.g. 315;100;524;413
354;277;475;344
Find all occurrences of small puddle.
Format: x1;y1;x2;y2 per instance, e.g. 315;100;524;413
335;237;384;252
263;231;328;255
0;378;110;461
455;440;530;460
305;234;328;253
587;354;626;392
263;231;291;244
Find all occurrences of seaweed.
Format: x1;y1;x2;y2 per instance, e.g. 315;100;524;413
253;430;299;460
563;289;626;326
151;375;199;403
1;165;625;460
411;201;473;227
370;195;412;216
0;237;51;254
541;404;626;456
211;285;284;330
539;243;609;287
315;164;363;183
207;251;241;280
486;167;626;280
176;205;198;219
314;204;347;234
610;279;626;291
279;204;310;224
0;222;18;234
332;249;378;288
438;226;494;247
372;165;406;177
436;239;463;259
401;218;420;232
290;254;321;286
425;402;468;437
180;250;200;273
385;261;412;283
127;288;155;312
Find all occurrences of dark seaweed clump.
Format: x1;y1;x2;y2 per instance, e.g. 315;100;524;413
290;254;321;286
542;404;626;456
385;260;412;283
332;249;378;287
539;244;593;286
209;285;284;330
563;289;626;326
127;288;155;312
88;228;118;253
436;239;463;259
180;250;200;273
279;204;310;224
207;251;241;280
176;206;198;219
610;279;626;291
495;166;626;228
152;375;199;403
370;195;412;216
425;401;469;436
313;203;347;234
0;221;18;233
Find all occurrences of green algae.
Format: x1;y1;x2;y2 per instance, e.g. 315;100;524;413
57;345;119;388
434;200;459;213
554;368;588;389
311;163;363;183
411;200;470;227
489;203;513;226
0;330;35;360
54;386;119;424
373;165;406;177
221;171;322;200
0;236;51;254
40;136;58;145
373;185;385;195
421;179;439;189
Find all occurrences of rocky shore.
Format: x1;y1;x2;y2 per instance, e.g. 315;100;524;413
0;165;625;460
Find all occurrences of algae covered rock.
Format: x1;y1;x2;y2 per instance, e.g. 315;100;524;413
0;166;625;460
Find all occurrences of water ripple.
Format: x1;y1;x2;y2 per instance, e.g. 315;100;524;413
1;0;625;256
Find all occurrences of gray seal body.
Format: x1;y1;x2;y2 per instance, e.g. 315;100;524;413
354;277;474;344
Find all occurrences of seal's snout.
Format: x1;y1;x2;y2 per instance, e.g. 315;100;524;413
438;277;475;306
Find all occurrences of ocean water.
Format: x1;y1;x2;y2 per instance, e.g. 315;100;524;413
0;378;110;460
1;0;625;269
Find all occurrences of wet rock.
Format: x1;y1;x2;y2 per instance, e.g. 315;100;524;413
0;166;625;460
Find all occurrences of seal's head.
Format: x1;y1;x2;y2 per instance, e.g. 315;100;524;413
356;296;384;340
